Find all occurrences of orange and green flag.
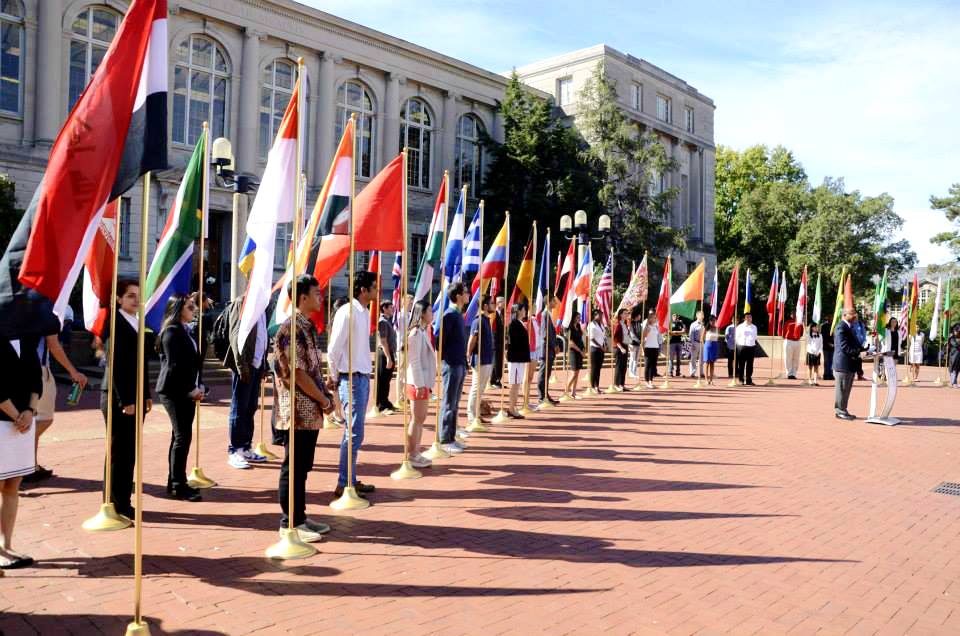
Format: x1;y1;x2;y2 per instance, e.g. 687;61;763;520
669;260;705;319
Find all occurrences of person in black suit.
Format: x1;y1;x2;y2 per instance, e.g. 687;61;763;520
98;280;152;519
833;308;864;420
490;297;505;389
156;294;204;502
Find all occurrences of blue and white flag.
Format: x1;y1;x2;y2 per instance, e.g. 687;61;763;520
433;190;466;334
462;204;482;277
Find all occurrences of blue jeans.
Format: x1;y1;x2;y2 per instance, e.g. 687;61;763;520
228;365;263;454
337;373;370;487
440;362;466;444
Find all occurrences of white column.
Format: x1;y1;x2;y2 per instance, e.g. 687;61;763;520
34;0;63;145
441;91;458;182
382;72;401;165
314;52;335;185
236;29;262;175
230;192;250;301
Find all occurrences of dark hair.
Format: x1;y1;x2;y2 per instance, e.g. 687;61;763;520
481;293;491;307
380;300;393;312
708;315;717;325
288;274;319;304
512;302;526;319
115;278;138;306
334;296;349;311
354;271;376;296
592;309;601;321
448;282;467;303
886;316;898;331
156;293;191;352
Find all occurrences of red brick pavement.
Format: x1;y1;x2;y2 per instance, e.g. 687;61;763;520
2;365;960;635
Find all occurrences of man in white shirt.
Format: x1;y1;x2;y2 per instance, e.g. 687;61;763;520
735;313;758;385
328;271;377;499
688;311;705;379
587;310;607;392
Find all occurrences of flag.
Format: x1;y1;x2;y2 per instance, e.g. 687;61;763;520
0;0;167;339
413;175;447;303
930;277;943;342
238;75;303;350
716;264;739;329
391;252;402;324
766;266;779;334
617;252;648;314
535;232;552;323
82;200;119;338
795;265;807;326
476;218;509;297
872;267;888;338
844;273;855;313
594;255;614;327
811;273;822;324
462;204;482;278
744;269;752;315
238;236;256;276
508;230;536;312
555;238;577;324
830;268;847;335
431;190;466;334
368;251;381;335
669;260;705;319
909;272;919;336
898;289;909;341
143;133;206;331
655;256;672;333
777;272;788;335
943;278;952;341
709;266;719;317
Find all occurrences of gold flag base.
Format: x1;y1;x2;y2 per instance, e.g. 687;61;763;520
764;378;775;386
659;379;671;390
330;486;370;511
933;377;945;387
491;409;511;424
558;393;573;402
586;387;599;396
124;620;151;636
901;377;914;387
422;441;451;460
266;527;318;560
81;503;132;532
323;415;341;430
187;467;216;490
366;407;381;419
390;460;422;480
466;419;489;433
692;380;705;389
254;442;279;461
603;386;617;394
518;406;533;415
536;400;555;410
728;379;740;387
549;375;557;384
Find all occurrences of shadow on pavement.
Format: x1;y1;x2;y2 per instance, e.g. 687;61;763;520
0;613;228;636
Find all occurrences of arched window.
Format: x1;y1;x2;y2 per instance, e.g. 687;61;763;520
0;0;23;115
259;58;295;157
399;98;432;189
173;34;230;145
68;5;120;111
336;80;375;178
454;114;484;194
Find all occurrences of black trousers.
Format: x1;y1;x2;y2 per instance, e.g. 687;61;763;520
736;345;755;384
613;348;628;387
589;347;604;389
376;350;396;410
101;394;135;513
491;341;504;386
537;350;554;401
727;350;735;378
644;347;659;382
277;428;319;528
160;395;195;490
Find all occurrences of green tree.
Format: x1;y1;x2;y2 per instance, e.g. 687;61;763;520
481;73;600;259
0;175;18;250
930;183;960;258
576;62;682;280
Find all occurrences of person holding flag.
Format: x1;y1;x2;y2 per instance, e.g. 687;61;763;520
947;323;960;387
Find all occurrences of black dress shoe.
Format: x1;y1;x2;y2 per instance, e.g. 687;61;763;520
172;486;202;502
117;506;136;519
355;482;376;494
22;466;54;483
333;485;368;499
0;555;34;569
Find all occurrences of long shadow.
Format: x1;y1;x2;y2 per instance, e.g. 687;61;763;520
0;613;227;636
29;554;601;597
896;417;960;428
463;447;759;467
478;469;761;494
468;505;792;523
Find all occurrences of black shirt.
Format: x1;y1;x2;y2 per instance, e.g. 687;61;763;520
670;319;685;345
0;339;43;422
506;318;530;363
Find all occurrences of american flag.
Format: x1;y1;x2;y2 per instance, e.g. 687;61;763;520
391;252;402;327
898;289;909;341
594;255;614;327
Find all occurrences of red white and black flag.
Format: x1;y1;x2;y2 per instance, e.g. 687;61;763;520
0;0;167;338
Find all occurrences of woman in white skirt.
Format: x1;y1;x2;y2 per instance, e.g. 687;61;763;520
908;330;925;381
506;304;530;418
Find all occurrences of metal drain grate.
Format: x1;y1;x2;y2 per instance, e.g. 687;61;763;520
933;482;960;496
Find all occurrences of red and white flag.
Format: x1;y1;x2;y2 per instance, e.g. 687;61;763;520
655;256;672;333
0;0;167;338
594;255;614;327
553;238;576;326
82;200;120;338
795;265;807;326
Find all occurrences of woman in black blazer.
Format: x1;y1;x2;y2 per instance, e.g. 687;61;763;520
99;280;152;520
156;294;204;502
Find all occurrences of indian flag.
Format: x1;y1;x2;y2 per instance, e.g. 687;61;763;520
669;260;705;319
412;174;447;303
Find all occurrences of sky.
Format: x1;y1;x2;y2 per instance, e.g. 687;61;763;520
303;0;960;266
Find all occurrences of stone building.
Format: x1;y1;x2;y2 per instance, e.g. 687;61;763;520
515;44;717;276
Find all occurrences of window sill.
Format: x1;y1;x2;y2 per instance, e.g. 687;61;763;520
0;111;23;123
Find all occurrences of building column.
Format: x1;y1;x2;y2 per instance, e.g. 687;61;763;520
314;52;335;185
441;91;458;186
34;0;63;146
699;148;707;244
230;192;250;301
382;72;401;167
236;29;263;175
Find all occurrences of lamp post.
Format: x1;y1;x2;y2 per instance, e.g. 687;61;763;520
211;137;260;301
560;210;612;264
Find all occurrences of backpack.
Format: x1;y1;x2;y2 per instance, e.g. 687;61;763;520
212;304;232;361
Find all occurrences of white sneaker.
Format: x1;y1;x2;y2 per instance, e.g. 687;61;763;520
440;443;463;455
410;454;432;468
241;449;267;463
228;452;251;469
282;524;322;543
453;440;467;450
303;518;331;534
457;427;471;439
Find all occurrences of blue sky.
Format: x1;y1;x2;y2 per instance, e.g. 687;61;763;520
305;0;960;266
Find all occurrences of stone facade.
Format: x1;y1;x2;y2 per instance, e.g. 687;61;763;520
515;44;717;277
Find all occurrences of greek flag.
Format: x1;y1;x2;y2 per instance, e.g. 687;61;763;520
462;205;482;277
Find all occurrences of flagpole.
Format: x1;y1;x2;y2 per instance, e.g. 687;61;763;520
766;266;778;386
253;372;277;460
124;172;151;636
539;228;555;408
82;201;131;532
492;211;511;423
188;121;216;490
391;148;421;479
520;222;537;415
468;194;490;432
728;262;740;388
423;172;451;460
367;251;382;419
560;251;579;402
